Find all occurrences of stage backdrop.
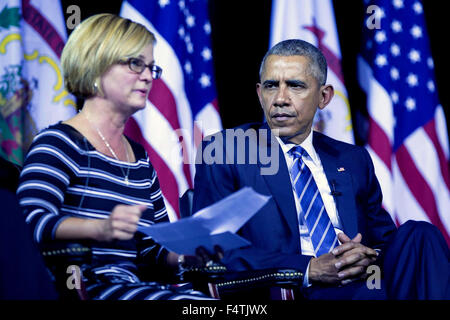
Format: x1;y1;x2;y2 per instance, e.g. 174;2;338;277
1;1;448;241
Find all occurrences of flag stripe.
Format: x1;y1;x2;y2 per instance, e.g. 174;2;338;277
435;106;450;158
124;117;180;219
393;160;431;223
211;98;219;114
22;0;65;58
396;144;450;245
358;57;395;143
368;117;392;170
147;81;193;188
135;103;190;193
148;79;181;131
193;121;204;148
367;146;394;215
423;120;450;190
315;37;345;84
403;126;450;234
194;101;222;138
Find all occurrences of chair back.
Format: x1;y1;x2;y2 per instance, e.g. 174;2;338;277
179;189;194;218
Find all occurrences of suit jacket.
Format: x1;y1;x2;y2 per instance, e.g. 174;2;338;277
193;122;397;275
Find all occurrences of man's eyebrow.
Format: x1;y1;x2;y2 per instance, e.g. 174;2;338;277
262;79;307;87
262;80;279;86
286;79;307;87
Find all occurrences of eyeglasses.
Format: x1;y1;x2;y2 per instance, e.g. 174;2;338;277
120;57;163;80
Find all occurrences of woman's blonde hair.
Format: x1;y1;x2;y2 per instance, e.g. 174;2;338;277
61;13;155;98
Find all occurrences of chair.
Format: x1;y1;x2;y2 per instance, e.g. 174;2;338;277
40;241;91;300
0;156;21;193
0;188;59;300
179;187;195;219
37;189;302;300
178;189;303;300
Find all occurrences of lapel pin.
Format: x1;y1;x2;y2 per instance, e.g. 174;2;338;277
337;167;345;172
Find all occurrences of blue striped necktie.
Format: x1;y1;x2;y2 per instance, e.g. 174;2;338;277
289;145;338;257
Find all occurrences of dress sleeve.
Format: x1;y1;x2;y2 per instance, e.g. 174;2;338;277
136;159;170;268
16;130;73;244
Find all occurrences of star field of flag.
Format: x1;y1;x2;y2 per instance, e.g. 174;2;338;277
127;0;216;117
361;0;439;151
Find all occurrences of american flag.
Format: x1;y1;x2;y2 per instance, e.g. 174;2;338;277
358;0;450;245
120;0;221;221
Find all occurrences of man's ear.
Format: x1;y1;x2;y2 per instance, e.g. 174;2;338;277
318;84;334;110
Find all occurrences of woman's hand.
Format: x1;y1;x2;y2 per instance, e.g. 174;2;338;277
94;204;147;242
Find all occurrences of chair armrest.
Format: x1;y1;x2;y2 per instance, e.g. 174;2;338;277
216;268;303;291
180;265;303;288
40;242;92;300
41;242;91;261
215;268;304;300
179;266;303;299
179;263;228;282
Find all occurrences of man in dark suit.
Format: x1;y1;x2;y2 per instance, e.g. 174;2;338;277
193;39;449;299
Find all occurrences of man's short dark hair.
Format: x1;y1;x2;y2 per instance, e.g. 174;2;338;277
259;39;328;86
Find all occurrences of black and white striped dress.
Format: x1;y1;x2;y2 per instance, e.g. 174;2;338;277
17;122;210;300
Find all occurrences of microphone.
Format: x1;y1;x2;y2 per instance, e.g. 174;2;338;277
77;136;91;212
330;180;342;196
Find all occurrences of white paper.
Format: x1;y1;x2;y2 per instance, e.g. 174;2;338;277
137;187;270;254
192;187;271;234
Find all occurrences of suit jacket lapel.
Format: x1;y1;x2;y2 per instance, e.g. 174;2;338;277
313;133;358;238
258;123;300;245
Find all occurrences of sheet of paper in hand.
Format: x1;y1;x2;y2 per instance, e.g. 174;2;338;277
137;187;270;254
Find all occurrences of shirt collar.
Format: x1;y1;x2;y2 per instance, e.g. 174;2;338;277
276;130;320;166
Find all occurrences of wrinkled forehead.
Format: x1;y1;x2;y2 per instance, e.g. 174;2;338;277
261;55;314;80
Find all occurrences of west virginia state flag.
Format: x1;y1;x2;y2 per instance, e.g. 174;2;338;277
270;0;354;144
0;0;76;165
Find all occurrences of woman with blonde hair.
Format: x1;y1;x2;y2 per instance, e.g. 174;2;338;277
17;13;218;300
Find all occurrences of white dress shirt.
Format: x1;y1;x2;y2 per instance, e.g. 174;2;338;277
276;130;344;285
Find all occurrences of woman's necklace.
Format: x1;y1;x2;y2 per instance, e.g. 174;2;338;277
84;112;130;185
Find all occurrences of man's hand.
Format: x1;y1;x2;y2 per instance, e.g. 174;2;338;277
308;233;378;285
332;233;378;284
308;252;342;285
